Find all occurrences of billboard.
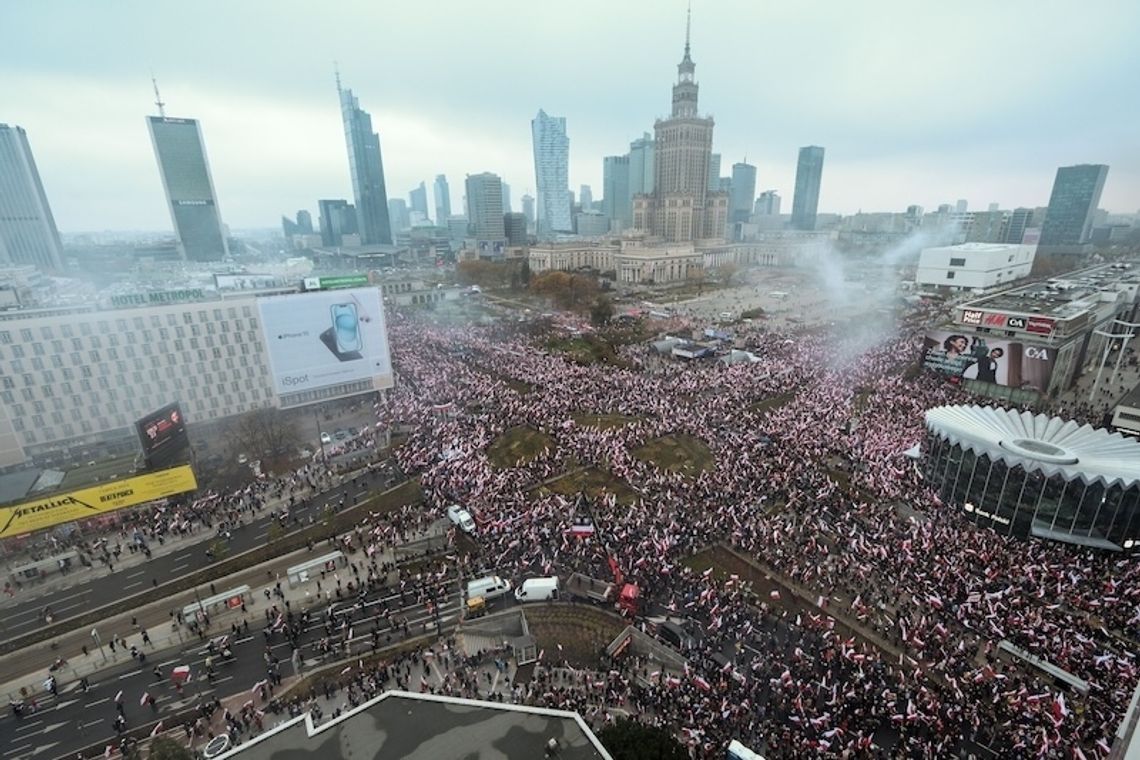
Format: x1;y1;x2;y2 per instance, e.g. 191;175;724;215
215;273;288;291
921;331;1055;392
136;402;190;469
302;275;370;291
0;465;198;539
257;287;392;397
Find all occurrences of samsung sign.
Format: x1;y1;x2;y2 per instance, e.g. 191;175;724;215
110;289;205;307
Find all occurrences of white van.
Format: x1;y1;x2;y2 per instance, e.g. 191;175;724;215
514;576;560;603
466;575;512;601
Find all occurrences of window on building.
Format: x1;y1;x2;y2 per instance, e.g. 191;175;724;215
949;258;966;267
946;271;956;279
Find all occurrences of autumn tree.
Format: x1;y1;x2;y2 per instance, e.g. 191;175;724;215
530;271;599;311
598;719;688;760
232;407;299;462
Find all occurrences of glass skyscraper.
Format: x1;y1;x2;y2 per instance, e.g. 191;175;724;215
730;161;757;225
531;109;573;236
433;175;451;225
0;124;63;270
338;80;392;245
147;116;229;261
1039;164;1108;248
791;145;825;231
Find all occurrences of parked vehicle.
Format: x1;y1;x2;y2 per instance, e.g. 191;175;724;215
466;575;512;601
446;505;476;534
565;572;639;615
514;576;560;602
466;596;487;618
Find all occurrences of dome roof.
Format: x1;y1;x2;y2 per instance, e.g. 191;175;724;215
924;405;1140;490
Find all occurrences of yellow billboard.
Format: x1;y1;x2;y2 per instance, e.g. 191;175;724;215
0;464;198;538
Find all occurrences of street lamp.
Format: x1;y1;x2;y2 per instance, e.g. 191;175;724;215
314;407;328;463
91;628;106;663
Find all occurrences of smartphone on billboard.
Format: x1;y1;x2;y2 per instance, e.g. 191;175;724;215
331;303;363;354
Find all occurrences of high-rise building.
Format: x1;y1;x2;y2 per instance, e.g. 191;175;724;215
755;190;781;217
1039;164;1109;248
504;212;528;246
465;172;506;240
965;210;1007;244
521;194;536;231
147;109;229;262
433;175;451;225
387;198;410;233
1003;207;1035;244
730;161;756;224
0;124;64;270
791;146;825;231
501;182;512;214
296;210;313;235
602;155;631;231
632;10;728;242
708;153;721;193
409;182;429;223
338;76;392;245
628;133;655;196
318;199;357;247
579;185;593;212
956;199;969;214
531;109;573;236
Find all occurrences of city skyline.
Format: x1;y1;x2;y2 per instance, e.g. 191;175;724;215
4;0;1138;232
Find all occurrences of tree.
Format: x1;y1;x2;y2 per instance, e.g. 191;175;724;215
590;296;615;327
530;271;599;311
149;736;195;760
232;407;299;462
719;262;740;286
598;719;688;760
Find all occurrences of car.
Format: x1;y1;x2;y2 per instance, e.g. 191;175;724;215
320;432;332;445
446;504;476;534
334;430;349;441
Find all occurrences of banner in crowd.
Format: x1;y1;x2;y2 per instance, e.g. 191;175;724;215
920;331;1055;392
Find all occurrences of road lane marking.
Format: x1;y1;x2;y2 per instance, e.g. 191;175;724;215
171;563;189;573
86;697;110;707
118;669;142;680
15;720;43;733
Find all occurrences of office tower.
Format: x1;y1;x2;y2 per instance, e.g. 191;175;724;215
988;202;999;212
708;154;721;193
1003;207;1034;244
296;210;313;234
632;10;727;242
409;182;429;223
146;98;229;261
387;198;410;233
790;146;825;231
1039;164;1109;247
0;124;64;270
628;133;655;195
531;109;573;236
318;199;357;247
602;155;631;230
729;162;757;224
956;199;968;213
965;210;1007;243
465;172;505;240
337;75;392;245
579;185;593;211
755;190;781;216
504;212;527;246
446;216;469;242
433;174;451;225
521;194;536;231
501;182;512;214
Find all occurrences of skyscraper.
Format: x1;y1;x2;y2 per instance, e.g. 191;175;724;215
433;174;451;224
501;182;512;214
791;146;825;231
0;124;64;270
579;185;593;211
708;153;721;193
387;198;410;233
1003;207;1035;244
409;182;429;223
504;212;528;246
318;199;357;247
602;155;631;230
147;104;229;262
1039;164;1109;248
465;172;506;240
632;10;728;242
296;210;313;234
531;109;573;236
338;76;392;245
730;161;757;224
521;194;536;231
755;190;781;216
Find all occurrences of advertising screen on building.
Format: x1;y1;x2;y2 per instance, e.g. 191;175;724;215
257;287;392;396
0;465;198;538
135;402;190;469
921;331;1055;392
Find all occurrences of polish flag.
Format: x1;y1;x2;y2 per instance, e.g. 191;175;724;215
567;517;595;537
150;721;164;737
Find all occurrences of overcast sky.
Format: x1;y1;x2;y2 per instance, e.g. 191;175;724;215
4;0;1138;233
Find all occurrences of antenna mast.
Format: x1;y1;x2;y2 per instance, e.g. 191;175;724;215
151;76;166;118
334;61;342;93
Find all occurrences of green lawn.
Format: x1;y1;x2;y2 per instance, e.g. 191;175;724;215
746;392;795;416
486;426;555;468
633;434;714;478
540;467;638;505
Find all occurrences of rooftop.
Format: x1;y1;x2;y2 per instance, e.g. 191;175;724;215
214;690;612;760
962;261;1140;320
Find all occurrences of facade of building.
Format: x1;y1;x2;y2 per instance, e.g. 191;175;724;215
520;195;535;232
574;210;610;237
1039;164;1109;250
432;174;451;225
602;155;631;231
501;181;512;214
529;241;618;274
531;109;573;236
504;212;528;246
318;199;357;247
1003;207;1035;244
754;190;781;217
465;172;506;241
147;116;229;262
791;145;825;231
408;182;429;223
923;405;1140;550
916;243;1036;292
579;184;593;211
632;19;727;243
338;80;393;245
628;133;655;201
0;124;64;271
964;210;1008;243
387;198;410;234
708;153;721;193
730;161;757;225
702;230;834;270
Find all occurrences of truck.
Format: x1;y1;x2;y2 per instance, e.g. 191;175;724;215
565;569;640;616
